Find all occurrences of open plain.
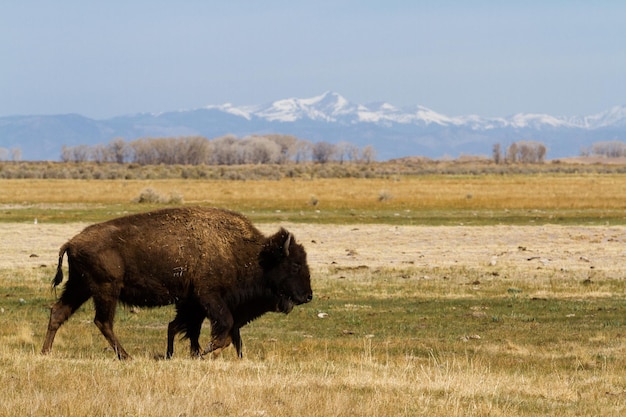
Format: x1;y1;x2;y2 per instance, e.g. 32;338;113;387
1;169;625;416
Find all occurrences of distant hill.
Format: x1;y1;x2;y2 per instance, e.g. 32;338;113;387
1;91;625;161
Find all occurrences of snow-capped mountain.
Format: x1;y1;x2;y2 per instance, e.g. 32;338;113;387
254;92;357;122
226;91;462;126
206;92;358;122
569;105;626;128
1;92;625;161
208;91;623;130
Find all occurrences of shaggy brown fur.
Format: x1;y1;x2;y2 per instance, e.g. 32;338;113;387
41;207;312;359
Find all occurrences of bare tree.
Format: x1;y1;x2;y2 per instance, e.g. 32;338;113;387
10;147;22;162
293;140;312;163
519;142;533;163
264;134;298;164
130;138;158;165
209;135;238;165
591;141;626;158
91;144;108;163
506;142;518;163
108;137;130;163
183;136;211;165
53;134;375;166
492;143;502;164
60;145;90;162
60;145;71;163
506;141;546;163
536;142;547;162
360;145;377;164
334;141;349;164
154;138;178;164
344;142;360;162
242;136;281;164
311;141;336;164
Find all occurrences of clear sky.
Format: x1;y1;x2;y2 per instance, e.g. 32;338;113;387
2;1;625;119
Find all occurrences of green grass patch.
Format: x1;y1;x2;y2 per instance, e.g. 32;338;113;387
1;262;625;416
3;205;626;226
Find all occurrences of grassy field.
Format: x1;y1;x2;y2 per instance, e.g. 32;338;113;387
1;172;626;225
1;232;625;416
1;173;625;416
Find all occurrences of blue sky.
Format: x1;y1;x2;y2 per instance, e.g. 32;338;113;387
2;1;625;119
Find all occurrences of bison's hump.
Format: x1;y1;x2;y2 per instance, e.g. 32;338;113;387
75;207;259;238
67;207;265;261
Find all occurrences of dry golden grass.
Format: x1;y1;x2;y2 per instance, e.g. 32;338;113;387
1;175;625;209
3;347;622;417
1;222;625;416
1;173;626;225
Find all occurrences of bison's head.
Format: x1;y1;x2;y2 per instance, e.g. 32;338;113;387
260;228;313;313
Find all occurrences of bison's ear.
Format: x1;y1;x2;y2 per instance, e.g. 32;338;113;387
260;228;293;268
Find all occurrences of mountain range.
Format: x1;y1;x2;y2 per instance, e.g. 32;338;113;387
1;91;625;161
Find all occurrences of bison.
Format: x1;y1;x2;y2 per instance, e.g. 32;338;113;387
41;207;313;359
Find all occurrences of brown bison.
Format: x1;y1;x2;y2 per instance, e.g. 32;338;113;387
41;207;313;359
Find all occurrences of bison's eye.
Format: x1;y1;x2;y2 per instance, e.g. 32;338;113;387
291;263;302;273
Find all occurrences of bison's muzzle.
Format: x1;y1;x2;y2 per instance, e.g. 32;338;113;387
278;292;313;314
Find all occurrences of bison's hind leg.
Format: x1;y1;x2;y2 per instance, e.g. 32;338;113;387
92;292;130;360
41;276;91;355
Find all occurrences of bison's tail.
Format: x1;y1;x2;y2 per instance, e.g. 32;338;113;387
53;243;69;288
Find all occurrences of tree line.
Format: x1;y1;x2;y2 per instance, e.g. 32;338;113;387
60;135;377;165
492;141;547;164
0;147;22;161
580;141;626;158
493;140;626;163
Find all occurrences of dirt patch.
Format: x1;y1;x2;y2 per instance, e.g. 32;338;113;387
281;223;626;275
2;222;625;276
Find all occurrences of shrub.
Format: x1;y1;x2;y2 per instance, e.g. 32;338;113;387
378;190;393;202
133;188;184;204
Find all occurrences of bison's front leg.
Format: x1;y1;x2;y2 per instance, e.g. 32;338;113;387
184;306;205;358
166;317;184;359
231;327;243;358
202;335;233;358
166;304;205;359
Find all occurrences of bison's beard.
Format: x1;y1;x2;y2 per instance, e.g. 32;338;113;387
277;296;295;314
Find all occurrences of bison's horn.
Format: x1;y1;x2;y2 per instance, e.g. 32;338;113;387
284;233;293;257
